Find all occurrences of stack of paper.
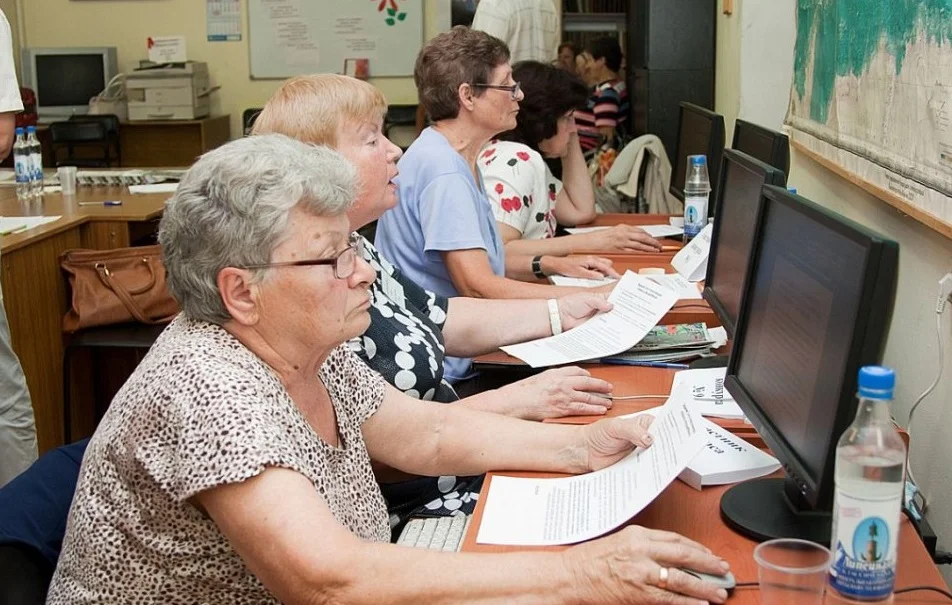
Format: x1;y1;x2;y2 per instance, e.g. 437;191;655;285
0;216;61;235
621;407;779;491
476;397;709;546
564;224;684;238
604;323;718;363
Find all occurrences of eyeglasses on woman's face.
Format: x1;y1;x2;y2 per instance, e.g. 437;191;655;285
472;81;522;101
240;232;364;280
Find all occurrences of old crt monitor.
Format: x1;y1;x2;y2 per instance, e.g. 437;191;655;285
721;186;898;544
703;149;786;337
732;119;790;175
20;47;118;121
670;102;726;209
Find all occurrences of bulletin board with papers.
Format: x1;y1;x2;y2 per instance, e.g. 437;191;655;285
248;0;424;79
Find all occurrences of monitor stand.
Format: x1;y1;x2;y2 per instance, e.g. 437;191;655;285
720;478;831;544
689;355;729;369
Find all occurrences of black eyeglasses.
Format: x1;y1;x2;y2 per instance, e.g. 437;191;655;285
472;81;522;101
240;233;364;280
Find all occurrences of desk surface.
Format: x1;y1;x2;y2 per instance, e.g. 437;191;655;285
0;187;168;254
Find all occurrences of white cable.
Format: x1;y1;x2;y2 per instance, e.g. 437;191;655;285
608;394;670;401
905;308;945;512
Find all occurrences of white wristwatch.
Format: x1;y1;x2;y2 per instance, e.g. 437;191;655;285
547;299;563;335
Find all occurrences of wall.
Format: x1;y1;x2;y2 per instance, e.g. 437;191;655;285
18;0;446;139
718;0;952;583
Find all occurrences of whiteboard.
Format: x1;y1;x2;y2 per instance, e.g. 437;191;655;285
248;0;424;79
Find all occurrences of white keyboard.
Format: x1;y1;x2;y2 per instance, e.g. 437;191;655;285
396;514;472;551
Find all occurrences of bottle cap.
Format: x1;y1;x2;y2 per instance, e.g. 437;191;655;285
787;187;798;195
858;365;895;399
26;125;36;133
14;127;24;135
689;155;707;166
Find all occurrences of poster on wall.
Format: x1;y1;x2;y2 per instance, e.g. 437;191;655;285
786;0;952;238
207;0;242;42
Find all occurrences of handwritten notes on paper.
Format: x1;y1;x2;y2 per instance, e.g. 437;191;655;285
476;398;708;546
501;272;678;367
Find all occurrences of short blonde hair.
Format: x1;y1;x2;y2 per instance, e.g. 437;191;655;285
252;74;388;146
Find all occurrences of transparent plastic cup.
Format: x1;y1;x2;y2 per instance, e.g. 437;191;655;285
753;538;832;605
57;166;77;196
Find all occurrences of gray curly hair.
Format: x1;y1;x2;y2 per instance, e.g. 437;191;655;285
158;134;356;324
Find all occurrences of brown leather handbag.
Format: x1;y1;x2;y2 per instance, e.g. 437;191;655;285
60;245;180;333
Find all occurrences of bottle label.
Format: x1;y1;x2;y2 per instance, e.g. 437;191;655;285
829;487;901;600
14;156;30;183
683;195;708;237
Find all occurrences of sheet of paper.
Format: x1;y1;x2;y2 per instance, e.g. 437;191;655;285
564;226;610;235
708;326;728;349
0;169;14;183
646;274;702;299
671;223;714;282
549;275;617;288
640;224;685;238
501;271;678;367
669;367;745;419
147;35;188;63
476;398;709;546
128;183;179;194
0;216;61;235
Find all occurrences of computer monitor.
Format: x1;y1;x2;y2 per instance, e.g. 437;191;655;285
20;47;118;121
703;149;787;337
670;102;726;211
721;186;898;544
732;119;791;175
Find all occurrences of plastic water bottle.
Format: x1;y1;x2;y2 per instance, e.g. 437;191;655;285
26;126;43;198
12;127;31;202
829;366;906;601
683;155;710;240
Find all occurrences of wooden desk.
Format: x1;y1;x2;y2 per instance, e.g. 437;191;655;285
0;187;167;452
462;473;948;602
585;213;679;227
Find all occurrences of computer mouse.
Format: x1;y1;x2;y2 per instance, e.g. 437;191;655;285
679;569;736;593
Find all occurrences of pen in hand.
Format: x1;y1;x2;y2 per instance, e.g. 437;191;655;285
78;200;123;207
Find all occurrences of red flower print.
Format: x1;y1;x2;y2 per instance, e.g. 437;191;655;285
516;151;530;162
549;190;557;201
511;196;522;211
494;183;504;195
482;148;496;159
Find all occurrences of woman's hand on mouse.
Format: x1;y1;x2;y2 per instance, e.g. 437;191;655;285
497;366;614;420
564;526;731;605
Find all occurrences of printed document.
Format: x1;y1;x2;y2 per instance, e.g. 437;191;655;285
669;367;745;419
565;224;684;238
646;274;702;299
476;398;709;546
671;223;714;282
549;275;617;288
501;271;677;367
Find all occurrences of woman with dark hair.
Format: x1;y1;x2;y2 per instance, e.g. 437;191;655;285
482;61;661;256
556;41;578;75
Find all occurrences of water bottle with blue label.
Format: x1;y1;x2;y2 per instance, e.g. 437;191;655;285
13;127;30;202
829;366;906;601
26;126;44;199
683;155;710;241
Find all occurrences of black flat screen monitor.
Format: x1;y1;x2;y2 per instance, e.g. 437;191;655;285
732;119;791;175
670;102;726;212
703;149;786;337
721;186;898;544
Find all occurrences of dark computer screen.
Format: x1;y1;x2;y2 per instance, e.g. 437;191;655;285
670;103;726;207
721;187;897;542
703;150;786;336
732;119;790;175
36;54;106;107
733;198;868;480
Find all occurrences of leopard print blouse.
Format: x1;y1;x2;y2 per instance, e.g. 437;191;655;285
47;316;389;604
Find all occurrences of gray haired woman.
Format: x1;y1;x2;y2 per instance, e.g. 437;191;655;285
47;134;728;605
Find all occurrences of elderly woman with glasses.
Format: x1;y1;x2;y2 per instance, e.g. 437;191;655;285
46;135;730;605
482;61;661;256
374;27;621;384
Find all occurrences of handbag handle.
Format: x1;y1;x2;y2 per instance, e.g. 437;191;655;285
95;258;177;325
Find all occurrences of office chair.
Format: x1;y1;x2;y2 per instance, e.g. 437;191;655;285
383;104;419;151
243;108;263;136
69;114;121;165
49;120;116;168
